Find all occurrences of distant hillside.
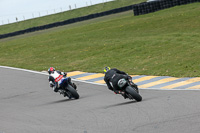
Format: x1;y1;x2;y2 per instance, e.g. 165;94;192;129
0;0;145;35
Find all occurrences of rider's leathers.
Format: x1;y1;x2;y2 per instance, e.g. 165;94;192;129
104;68;129;93
48;71;66;92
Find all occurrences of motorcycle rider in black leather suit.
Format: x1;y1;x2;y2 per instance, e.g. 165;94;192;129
103;67;138;98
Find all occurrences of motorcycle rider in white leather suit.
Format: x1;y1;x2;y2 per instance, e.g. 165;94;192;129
48;67;77;96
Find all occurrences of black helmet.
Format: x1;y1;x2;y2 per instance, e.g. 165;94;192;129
48;67;55;74
103;66;111;73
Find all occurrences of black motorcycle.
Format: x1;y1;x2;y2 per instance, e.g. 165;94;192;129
58;78;79;99
118;78;142;101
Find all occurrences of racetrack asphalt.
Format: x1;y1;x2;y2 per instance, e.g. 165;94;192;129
0;67;200;133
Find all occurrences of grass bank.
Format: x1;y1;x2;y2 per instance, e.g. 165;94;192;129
0;0;145;34
0;3;200;77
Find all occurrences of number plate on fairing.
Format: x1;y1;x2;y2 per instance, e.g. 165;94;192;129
118;78;126;88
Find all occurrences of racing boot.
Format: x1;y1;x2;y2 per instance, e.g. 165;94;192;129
72;83;77;90
132;84;139;93
129;80;139;93
121;91;128;99
68;77;77;90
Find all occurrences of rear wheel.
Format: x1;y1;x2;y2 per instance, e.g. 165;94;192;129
125;86;142;101
66;85;79;99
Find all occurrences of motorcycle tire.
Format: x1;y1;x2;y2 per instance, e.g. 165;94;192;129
125;86;142;102
66;85;79;99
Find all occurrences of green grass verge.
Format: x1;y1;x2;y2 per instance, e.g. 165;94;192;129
0;3;200;77
0;0;145;34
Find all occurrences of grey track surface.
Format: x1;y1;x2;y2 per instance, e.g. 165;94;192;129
0;67;200;133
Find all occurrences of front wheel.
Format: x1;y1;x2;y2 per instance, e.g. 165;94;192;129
125;86;142;102
66;85;79;99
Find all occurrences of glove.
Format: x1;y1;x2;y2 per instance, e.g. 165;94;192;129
50;83;54;87
49;81;54;87
61;72;67;77
64;72;67;77
128;76;132;80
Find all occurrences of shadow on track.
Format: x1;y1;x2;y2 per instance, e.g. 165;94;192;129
38;98;77;106
48;99;74;104
101;95;164;109
102;100;138;109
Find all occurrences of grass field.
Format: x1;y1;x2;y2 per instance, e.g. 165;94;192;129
0;3;200;77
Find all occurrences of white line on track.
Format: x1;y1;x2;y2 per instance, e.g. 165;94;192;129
0;65;106;86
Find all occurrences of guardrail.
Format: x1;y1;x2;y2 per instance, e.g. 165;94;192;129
133;0;200;16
